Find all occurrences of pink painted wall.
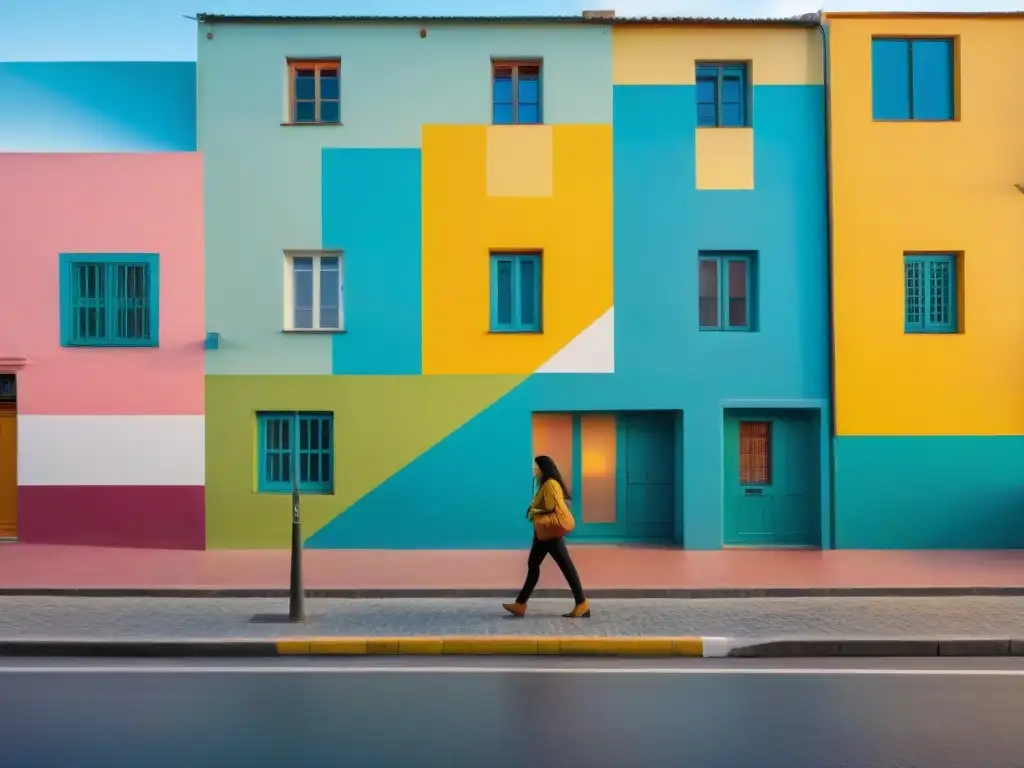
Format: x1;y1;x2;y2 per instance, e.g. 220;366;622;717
0;153;203;415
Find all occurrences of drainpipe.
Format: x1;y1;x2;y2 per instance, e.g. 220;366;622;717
816;16;837;550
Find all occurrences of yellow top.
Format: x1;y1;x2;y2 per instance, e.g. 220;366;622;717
528;478;564;527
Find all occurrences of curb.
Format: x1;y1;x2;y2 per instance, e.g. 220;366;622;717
728;638;1024;657
0;636;732;658
2;637;1023;658
3;586;1024;599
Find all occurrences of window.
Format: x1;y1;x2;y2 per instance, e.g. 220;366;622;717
59;254;159;347
872;38;954;121
698;252;755;331
492;61;542;125
284;251;343;331
696;63;749;127
257;412;334;494
739;421;771;485
904;253;957;333
289;60;341;124
0;374;15;404
490;252;542;333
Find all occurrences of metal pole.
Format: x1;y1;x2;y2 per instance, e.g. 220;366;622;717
288;416;305;622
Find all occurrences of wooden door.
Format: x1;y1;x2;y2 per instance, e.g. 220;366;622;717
0;411;17;539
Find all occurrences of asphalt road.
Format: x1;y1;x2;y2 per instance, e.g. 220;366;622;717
1;658;1023;768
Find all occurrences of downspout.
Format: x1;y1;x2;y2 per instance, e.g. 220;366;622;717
816;16;837;550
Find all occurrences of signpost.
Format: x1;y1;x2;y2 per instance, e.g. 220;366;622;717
249;412;308;626
288;416;305;622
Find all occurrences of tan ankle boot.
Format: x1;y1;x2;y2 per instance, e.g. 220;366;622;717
502;602;527;617
563;600;592;618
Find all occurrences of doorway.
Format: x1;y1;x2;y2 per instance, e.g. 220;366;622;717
0;374;17;540
532;410;677;543
722;408;821;547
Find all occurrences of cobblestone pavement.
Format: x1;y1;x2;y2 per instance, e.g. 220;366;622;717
2;595;1024;641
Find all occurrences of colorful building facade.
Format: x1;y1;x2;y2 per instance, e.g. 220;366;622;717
199;14;830;550
828;12;1024;548
1;12;1019;551
0;63;205;548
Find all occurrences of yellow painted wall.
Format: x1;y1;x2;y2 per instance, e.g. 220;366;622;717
486;126;553;198
829;15;1024;436
421;123;613;375
611;26;822;86
695;128;754;189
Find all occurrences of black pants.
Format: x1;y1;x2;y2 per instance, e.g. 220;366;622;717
516;535;587;605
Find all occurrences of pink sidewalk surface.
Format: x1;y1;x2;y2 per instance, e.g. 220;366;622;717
2;544;1024;592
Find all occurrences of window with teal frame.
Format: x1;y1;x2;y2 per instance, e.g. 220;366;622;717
696;63;749;127
490;252;542;333
904;253;957;333
257;412;334;494
698;251;756;331
59;253;159;347
871;38;955;121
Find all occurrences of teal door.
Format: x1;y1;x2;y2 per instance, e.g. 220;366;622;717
723;410;820;547
619;412;675;541
571;411;675;543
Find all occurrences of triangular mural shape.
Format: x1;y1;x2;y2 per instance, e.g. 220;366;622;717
305;374;527;540
535;307;615;374
307;378;534;549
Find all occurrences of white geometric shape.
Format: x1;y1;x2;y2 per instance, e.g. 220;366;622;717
18;415;205;486
535;307;615;374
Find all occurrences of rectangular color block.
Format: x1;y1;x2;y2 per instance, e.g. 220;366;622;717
612;27;822;86
695;128;754;190
829;15;1023;437
0;153;204;415
18;415;205;487
486;126;554;198
18;485;205;549
834;436;1024;549
0;62;197;152
323;148;422;375
421;124;613;376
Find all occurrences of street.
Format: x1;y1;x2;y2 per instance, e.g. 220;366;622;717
1;658;1023;767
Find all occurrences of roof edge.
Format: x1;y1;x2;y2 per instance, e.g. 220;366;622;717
823;10;1024;20
193;13;822;27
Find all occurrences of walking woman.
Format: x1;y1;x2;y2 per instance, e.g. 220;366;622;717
503;455;591;618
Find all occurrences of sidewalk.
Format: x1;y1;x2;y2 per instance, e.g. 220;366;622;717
2;595;1024;658
3;544;1024;596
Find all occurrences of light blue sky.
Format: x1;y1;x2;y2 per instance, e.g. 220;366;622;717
2;0;1018;61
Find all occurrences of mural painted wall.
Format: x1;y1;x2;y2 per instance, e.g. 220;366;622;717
200;17;830;550
828;13;1024;548
0;62;196;152
0;64;204;548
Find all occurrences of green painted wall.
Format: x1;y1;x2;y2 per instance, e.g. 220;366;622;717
205;374;524;548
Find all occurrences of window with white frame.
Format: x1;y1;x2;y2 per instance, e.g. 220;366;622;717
284;251;343;331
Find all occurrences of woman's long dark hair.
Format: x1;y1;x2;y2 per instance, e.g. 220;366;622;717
534;455;571;501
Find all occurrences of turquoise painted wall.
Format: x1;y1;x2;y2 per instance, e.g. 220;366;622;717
308;83;830;550
835;436;1024;549
0;63;195;152
198;20;611;376
309;387;829;550
322;149;422;375
613;84;830;549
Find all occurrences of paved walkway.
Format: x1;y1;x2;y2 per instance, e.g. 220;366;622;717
2;595;1024;642
3;544;1024;594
